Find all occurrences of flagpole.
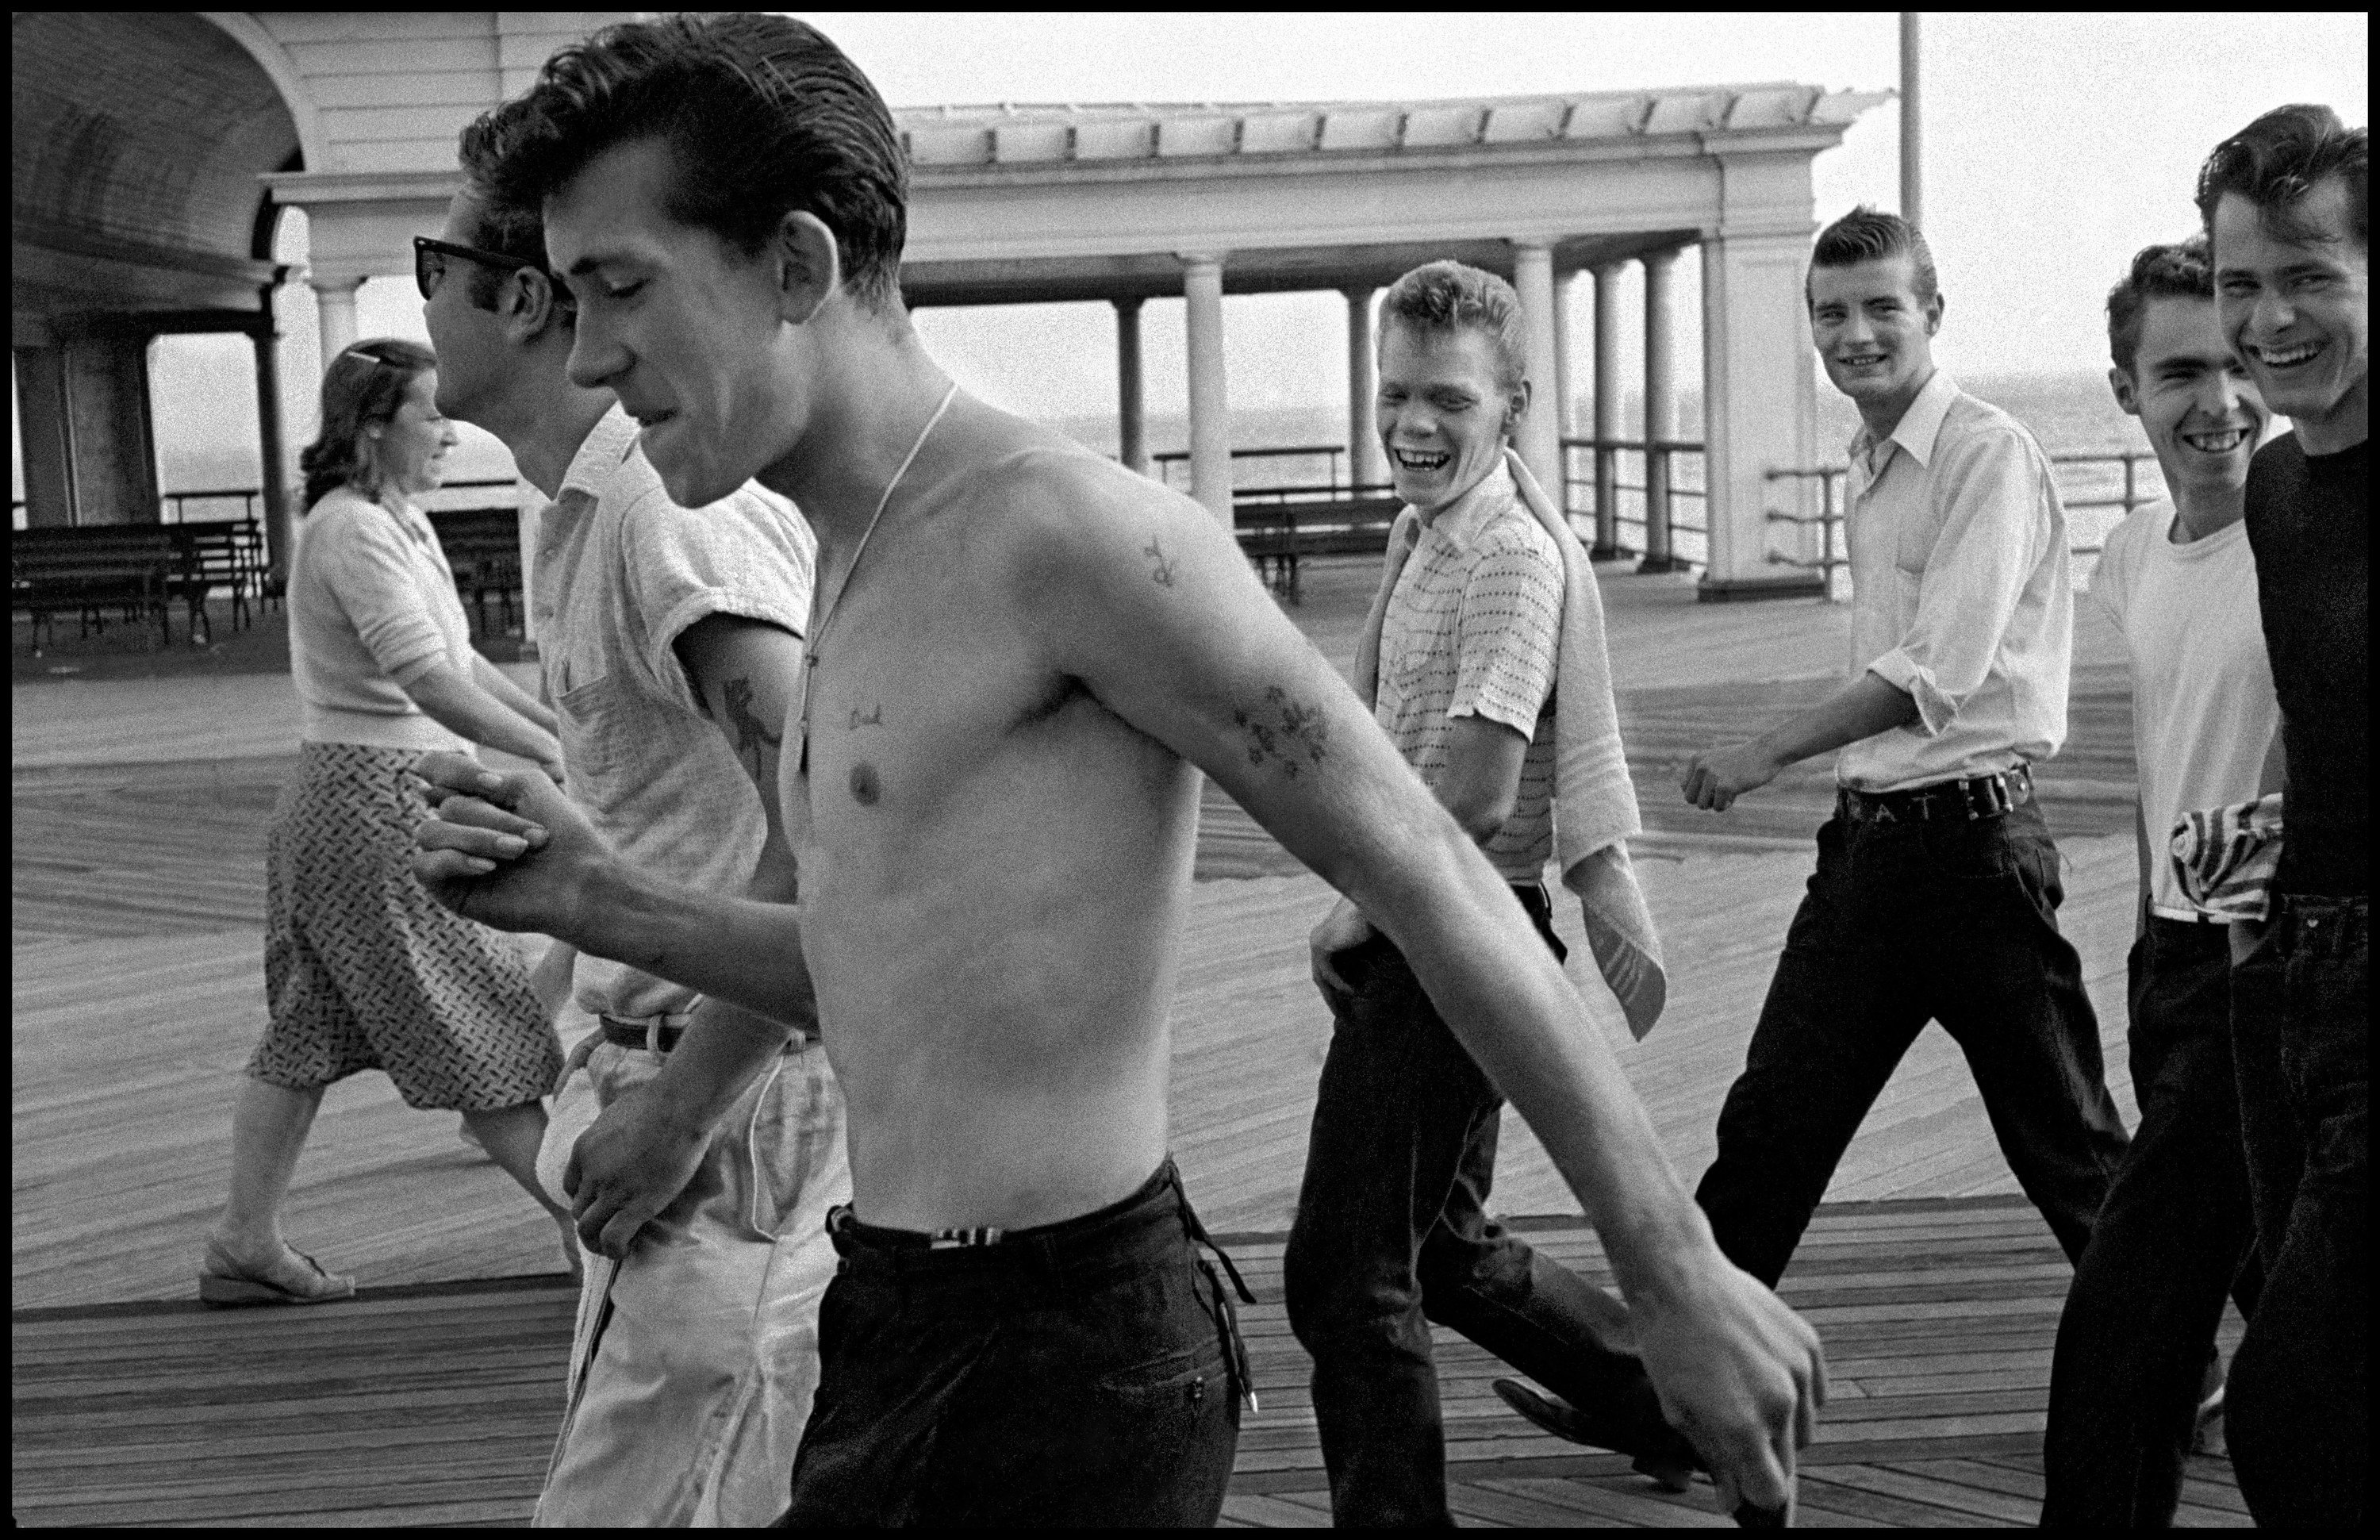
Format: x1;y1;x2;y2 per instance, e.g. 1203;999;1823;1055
1899;12;1922;229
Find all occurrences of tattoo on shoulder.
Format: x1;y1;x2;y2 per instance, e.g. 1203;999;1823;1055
1143;537;1177;589
722;677;781;769
1232;686;1330;779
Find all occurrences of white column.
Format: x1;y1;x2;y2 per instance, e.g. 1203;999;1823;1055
1509;240;1562;504
1640;248;1681;573
1115;297;1149;476
1591;263;1623;556
1553;271;1580;439
1345;287;1384;490
311;276;363;361
1180;254;1232;528
1699;232;1821;598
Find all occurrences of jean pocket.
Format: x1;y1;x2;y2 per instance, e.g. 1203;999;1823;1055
1919;818;2022;881
1094;1342;1226;1412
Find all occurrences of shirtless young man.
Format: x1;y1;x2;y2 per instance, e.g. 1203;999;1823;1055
411;13;1821;1527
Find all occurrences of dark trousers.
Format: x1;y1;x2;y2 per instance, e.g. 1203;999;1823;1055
1285;887;1670;1528
2042;913;2262;1527
2226;895;2368;1527
1695;804;2129;1287
779;1159;1243;1527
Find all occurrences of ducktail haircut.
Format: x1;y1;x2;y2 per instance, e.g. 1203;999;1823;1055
481;13;908;308
1810;205;1939;307
2106;236;2214;378
1380;260;1529;392
2196;103;2368;251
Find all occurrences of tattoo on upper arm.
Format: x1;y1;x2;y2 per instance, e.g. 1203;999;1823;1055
1144;537;1177;589
1233;686;1330;779
721;677;781;775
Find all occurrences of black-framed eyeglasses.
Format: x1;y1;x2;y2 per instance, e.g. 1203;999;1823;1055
413;234;555;303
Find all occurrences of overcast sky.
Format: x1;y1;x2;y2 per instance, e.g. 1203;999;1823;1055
21;10;2369;496
817;10;2370;424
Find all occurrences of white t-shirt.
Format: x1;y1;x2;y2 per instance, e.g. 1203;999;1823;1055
2090;497;2278;918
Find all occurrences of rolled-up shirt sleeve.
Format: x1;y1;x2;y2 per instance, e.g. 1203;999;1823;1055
1865;427;2048;736
621;485;816;719
324;513;455;687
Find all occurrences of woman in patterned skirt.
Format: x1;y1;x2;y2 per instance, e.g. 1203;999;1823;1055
201;339;574;1304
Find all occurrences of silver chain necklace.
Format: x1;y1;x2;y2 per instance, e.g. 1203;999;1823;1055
795;381;960;774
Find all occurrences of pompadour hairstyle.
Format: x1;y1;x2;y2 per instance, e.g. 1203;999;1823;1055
480;13;908;308
1809;205;1939;307
299;338;436;510
2106;236;2215;377
1379;260;1529;391
2195;103;2369;251
456;98;573;321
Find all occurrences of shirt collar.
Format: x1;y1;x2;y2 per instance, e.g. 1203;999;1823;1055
554;403;643;509
1848;368;1960;474
1417;459;1515;549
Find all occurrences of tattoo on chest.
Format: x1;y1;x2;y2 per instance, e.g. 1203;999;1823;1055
847;703;884;730
1233;686;1330;779
723;678;781;772
1144;537;1177;589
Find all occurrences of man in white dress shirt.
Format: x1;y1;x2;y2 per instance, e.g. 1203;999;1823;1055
1676;206;2130;1287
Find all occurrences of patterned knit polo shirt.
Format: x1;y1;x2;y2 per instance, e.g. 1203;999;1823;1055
1376;468;1564;883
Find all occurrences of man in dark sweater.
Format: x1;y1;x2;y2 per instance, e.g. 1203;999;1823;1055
2199;103;2367;1527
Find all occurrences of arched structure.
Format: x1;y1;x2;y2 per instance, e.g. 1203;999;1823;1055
10;12;628;568
17;14;1887;601
13;11;300;536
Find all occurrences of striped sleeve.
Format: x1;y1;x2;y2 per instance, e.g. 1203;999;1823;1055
1449;536;1562;737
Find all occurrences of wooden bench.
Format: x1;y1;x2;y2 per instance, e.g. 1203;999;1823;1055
163;520;267;643
424;506;524;638
11;528;188;654
1234;492;1402;602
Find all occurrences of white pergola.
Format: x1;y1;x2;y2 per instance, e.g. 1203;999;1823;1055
15;13;1886;598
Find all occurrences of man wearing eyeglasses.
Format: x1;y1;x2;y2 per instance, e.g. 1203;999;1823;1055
419;102;846;1529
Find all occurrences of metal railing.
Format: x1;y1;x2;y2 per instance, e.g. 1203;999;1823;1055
1150;443;1373;496
159;488;261;524
1764;449;2166;597
1558;436;1707;570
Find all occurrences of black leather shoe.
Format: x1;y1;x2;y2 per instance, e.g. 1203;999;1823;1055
1491;1376;1702;1493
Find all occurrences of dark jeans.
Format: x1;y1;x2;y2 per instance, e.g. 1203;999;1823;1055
2042;913;2262;1527
779;1159;1244;1527
1695;803;2129;1286
2227;895;2368;1527
1285;887;1671;1528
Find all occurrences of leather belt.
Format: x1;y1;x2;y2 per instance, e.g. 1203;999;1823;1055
598;1015;818;1054
1839;765;2033;824
601;1016;685;1054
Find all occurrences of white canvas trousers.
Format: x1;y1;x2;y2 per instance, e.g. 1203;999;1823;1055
532;1035;850;1527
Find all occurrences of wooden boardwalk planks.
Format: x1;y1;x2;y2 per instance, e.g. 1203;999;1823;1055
12;1198;2246;1529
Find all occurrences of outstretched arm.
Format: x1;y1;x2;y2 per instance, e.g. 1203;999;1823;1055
1680;672;1918;812
1015;466;1823;1513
